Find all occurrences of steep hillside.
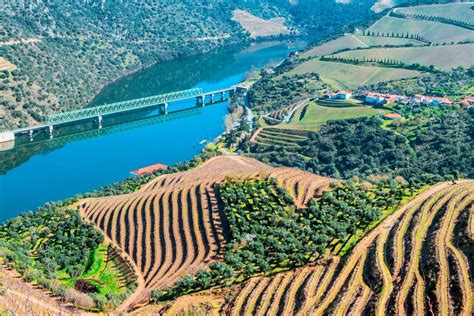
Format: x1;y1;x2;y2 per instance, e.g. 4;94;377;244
134;180;474;315
78;155;335;310
0;0;377;131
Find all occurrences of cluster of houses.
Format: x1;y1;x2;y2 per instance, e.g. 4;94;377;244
364;92;473;108
323;90;473;109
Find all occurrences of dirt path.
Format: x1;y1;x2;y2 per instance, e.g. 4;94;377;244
0;37;42;46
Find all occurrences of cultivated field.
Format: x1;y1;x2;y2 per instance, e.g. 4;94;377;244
332;44;474;70
142;181;474;315
78;156;335;310
367;16;474;44
0;264;75;315
302;34;422;58
281;102;387;130
251;127;309;148
396;2;474;25
288;59;421;90
226;181;474;315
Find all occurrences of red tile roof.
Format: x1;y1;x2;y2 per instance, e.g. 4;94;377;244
131;163;168;176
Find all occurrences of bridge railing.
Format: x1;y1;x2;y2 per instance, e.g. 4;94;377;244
44;88;203;126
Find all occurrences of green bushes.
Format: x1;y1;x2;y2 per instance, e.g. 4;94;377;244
248;110;473;182
153;176;413;302
247;73;322;114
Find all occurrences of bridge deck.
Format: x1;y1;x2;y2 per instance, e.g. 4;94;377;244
44;88;203;126
11;85;246;135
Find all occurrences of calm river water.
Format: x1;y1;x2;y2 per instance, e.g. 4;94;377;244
0;40;307;222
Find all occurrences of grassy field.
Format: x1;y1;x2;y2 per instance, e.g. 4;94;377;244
282;101;388;130
332;44;474;70
353;34;423;47
287;59;421;90
60;244;128;297
368;16;474;44
302;35;368;58
302;34;422;58
396;3;474;25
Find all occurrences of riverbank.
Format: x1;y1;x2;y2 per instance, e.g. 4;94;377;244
0;40;306;221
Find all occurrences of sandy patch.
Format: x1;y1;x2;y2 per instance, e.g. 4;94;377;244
232;9;290;38
0;57;16;71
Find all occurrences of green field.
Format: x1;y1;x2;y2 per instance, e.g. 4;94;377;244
59;244;129;299
287;59;421;90
368;16;474;44
282;102;388;130
302;34;423;58
396;3;474;25
332;44;474;70
353;34;423;47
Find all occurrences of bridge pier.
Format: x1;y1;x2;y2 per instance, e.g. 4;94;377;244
48;126;54;139
197;95;206;107
220;91;225;101
98;115;103;129
210;94;214;103
159;103;168;114
29;129;33;142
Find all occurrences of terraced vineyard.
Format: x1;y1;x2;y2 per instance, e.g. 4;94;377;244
223;181;474;315
250;127;309;148
78;156;334;309
0;264;75;316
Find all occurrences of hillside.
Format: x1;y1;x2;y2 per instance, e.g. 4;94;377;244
0;0;377;131
77;155;335;310
248;2;473;115
133;180;474;315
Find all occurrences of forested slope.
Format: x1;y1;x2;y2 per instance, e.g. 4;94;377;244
0;0;377;130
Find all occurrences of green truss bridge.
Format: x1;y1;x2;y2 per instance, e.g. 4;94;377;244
7;85;242;139
45;88;204;126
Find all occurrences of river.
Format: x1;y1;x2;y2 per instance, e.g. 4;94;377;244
0;40;307;222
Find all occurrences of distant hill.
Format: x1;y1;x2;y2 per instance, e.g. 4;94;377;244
0;0;377;131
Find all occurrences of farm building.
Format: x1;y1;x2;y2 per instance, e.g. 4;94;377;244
430;96;452;106
410;95;452;106
364;92;398;105
326;90;352;100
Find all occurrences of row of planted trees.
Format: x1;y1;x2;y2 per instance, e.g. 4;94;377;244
390;10;474;31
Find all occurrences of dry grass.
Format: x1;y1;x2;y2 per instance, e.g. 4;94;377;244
232;9;290;38
0;57;16;72
0;264;73;315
